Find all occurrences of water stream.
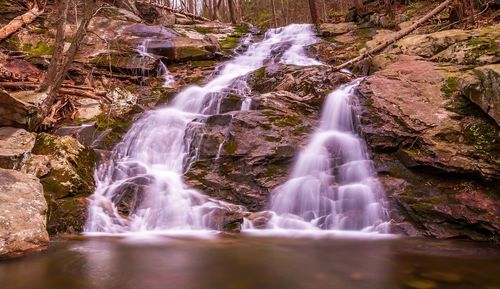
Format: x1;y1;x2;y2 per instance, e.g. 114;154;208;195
85;24;322;234
263;80;389;233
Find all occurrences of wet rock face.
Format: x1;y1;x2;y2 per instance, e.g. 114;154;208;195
0;168;49;259
185;65;351;212
357;54;500;241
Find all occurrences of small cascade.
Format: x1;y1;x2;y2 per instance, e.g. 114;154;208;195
85;24;322;234
265;79;389;233
158;61;175;88
137;39;176;88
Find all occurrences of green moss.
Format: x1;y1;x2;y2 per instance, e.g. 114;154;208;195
0;35;19;50
265;135;281;142
223;140;238;155
178;46;210;60
273;115;301;128
364;98;374;107
441;76;459;97
264;164;282;177
32;28;48;35
292;125;311;136
193;26;214;34
233;25;249;36
254;67;266;80
410;203;433;211
220;36;240;51
22;41;54;56
191;60;216;68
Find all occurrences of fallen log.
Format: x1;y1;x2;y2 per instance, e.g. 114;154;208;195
0;4;45;42
331;0;454;71
136;0;210;21
0;82;105;94
0;82;110;102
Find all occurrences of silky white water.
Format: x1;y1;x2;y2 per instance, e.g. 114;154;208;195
261;80;389;233
85;24;322;233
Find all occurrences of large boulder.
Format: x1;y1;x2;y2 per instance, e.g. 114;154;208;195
21;133;96;234
0;127;35;170
357;56;500;241
0;168;49;259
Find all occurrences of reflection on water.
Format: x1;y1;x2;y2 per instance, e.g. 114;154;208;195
1;236;499;289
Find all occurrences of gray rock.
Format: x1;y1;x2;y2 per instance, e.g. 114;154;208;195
460;64;500;125
0;127;35;170
0;168;49;259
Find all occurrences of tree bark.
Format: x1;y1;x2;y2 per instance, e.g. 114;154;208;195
271;0;278;27
332;0;454;71
137;0;211;21
308;0;319;25
0;1;45;42
228;0;238;24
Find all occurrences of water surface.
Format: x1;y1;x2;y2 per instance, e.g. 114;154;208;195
1;235;499;289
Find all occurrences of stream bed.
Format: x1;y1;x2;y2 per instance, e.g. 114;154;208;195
1;235;499;289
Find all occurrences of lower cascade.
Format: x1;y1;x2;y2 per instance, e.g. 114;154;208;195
84;24;321;233
262;80;389;233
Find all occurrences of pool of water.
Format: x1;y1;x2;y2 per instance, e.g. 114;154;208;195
1;234;499;289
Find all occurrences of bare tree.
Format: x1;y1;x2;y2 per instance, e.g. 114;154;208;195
271;0;278;27
37;0;98;126
308;0;319;25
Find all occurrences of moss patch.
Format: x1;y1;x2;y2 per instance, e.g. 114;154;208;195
223;139;238;155
22;41;54;56
441;76;459;97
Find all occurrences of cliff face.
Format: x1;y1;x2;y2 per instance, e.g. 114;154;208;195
355;26;500;241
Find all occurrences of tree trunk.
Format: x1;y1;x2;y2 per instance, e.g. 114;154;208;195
308;0;319;25
37;0;97;127
332;0;454;71
0;1;45;42
271;0;278;27
228;0;238;24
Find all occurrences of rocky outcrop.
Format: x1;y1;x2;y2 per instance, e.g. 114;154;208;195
0;90;46;130
0;168;49;259
0;127;35;170
356;25;500;241
460;64;500;125
22;133;96;234
185;65;351;211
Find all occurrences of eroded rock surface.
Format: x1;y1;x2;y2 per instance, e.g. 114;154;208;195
356;25;500;241
0;127;35;170
0;168;49;259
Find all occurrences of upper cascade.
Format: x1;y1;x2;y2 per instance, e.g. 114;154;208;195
84;24;322;233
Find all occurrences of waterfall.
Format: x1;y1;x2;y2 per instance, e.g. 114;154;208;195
84;24;321;233
264;80;389;233
137;39;176;88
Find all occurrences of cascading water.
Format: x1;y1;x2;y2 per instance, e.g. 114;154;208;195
263;80;389;233
137;39;176;88
85;24;322;233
